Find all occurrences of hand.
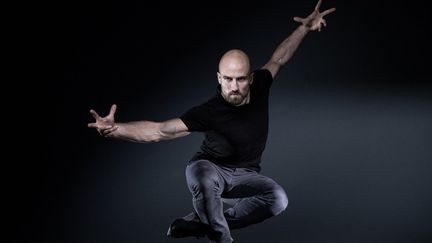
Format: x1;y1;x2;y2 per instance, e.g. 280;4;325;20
88;104;118;137
293;0;336;31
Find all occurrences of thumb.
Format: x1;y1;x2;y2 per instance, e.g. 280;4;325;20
109;104;117;117
293;17;303;23
88;123;98;128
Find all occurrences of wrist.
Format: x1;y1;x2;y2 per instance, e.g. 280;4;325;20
299;24;311;32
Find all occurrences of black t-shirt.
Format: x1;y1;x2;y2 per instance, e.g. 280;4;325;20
180;69;273;171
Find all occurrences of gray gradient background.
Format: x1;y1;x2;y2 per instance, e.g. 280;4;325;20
20;0;431;242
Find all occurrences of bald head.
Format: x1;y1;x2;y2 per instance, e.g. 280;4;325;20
218;49;250;74
217;49;253;106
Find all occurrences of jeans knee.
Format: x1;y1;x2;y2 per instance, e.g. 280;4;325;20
190;176;221;195
269;186;288;216
186;160;221;197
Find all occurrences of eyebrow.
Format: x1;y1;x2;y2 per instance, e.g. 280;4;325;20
222;75;248;80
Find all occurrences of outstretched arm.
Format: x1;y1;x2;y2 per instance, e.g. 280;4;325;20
263;0;336;78
88;104;190;143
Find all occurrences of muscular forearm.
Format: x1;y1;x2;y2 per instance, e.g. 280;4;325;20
108;121;162;143
271;25;309;66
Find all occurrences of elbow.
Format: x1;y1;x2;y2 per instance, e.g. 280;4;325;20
276;55;290;66
138;138;160;144
273;50;292;66
148;135;162;143
138;127;175;143
135;134;162;143
149;130;167;143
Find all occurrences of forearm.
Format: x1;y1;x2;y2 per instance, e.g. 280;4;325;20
271;25;310;65
108;121;162;143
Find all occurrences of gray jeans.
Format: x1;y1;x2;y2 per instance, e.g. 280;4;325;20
185;160;289;243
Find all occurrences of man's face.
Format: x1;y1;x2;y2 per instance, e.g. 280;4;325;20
217;69;253;106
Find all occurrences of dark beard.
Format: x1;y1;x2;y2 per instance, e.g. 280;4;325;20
223;92;247;106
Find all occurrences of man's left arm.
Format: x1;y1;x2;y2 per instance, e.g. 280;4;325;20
263;0;336;78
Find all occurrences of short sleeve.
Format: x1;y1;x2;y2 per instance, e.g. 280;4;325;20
253;69;273;89
179;104;211;132
250;69;273;97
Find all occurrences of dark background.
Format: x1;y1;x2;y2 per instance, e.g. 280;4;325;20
17;0;431;242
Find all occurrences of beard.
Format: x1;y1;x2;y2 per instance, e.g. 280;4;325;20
222;91;248;106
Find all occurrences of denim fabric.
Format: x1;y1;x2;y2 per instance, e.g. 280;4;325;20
185;160;288;243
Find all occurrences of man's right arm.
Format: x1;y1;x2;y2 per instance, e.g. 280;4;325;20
88;104;190;143
107;118;190;143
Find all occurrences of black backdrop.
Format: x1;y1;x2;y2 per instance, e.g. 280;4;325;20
17;1;431;242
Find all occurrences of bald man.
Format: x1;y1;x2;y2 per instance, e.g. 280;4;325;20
88;1;335;242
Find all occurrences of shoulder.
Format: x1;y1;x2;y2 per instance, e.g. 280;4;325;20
252;68;274;88
253;68;273;79
179;98;216;132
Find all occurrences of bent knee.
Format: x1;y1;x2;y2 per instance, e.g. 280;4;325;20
189;176;220;191
269;187;289;216
186;161;221;196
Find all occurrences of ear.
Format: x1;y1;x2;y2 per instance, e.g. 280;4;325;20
249;73;254;85
217;72;222;85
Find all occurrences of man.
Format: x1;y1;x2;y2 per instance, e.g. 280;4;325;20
88;1;335;242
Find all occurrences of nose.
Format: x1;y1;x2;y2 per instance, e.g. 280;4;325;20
231;81;239;91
